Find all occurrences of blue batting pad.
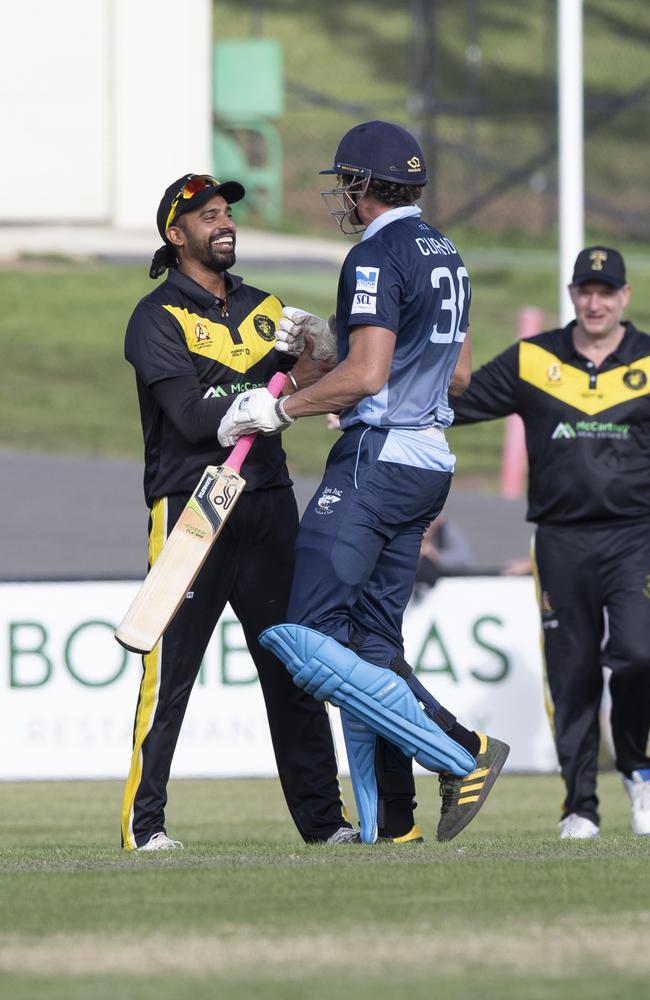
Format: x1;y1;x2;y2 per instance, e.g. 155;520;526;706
260;624;475;776
340;709;378;844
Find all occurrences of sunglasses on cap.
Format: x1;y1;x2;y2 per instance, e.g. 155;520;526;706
165;175;222;232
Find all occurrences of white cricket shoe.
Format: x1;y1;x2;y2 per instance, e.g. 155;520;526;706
622;770;650;836
558;813;600;839
326;826;360;844
137;832;184;851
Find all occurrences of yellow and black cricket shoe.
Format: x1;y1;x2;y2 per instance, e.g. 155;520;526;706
436;733;510;842
377;824;424;844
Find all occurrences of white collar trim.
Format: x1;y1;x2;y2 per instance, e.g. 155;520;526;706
362;204;422;241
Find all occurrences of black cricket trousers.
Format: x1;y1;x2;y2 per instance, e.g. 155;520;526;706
121;485;348;848
533;520;650;824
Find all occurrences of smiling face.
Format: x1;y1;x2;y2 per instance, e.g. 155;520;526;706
569;280;630;342
168;194;237;273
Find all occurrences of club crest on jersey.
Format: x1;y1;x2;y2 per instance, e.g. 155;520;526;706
194;322;211;343
547;362;562;382
350;291;376;315
315;486;342;515
254;314;276;342
623;368;647;390
355;266;380;294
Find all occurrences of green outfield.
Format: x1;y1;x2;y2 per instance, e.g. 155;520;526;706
4;249;650;480
0;772;648;999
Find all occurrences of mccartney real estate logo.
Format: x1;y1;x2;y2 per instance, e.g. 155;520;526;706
552;420;630;440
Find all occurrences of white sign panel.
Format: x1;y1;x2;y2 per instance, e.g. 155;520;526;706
403;578;557;773
0;579;557;781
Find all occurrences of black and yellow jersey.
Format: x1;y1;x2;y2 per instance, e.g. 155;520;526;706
452;321;650;525
125;268;292;506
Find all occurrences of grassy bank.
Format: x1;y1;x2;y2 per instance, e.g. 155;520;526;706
4;250;650;479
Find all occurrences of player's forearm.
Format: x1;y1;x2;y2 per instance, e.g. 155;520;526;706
285;352;337;393
451;345;520;424
283;324;394;418
151;375;236;444
282;358;382;418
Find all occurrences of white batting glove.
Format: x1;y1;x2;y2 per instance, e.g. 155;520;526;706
276;306;337;362
218;388;293;447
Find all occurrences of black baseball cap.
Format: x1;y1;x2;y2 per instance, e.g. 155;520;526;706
156;173;245;239
320;120;427;186
150;173;245;279
571;246;627;288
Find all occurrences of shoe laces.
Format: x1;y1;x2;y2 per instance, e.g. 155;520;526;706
438;773;457;813
147;832;183;849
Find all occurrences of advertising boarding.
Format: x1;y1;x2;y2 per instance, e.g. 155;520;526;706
0;578;557;780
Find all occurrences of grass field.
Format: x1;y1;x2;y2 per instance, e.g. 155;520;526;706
1;772;648;999
5;247;650;480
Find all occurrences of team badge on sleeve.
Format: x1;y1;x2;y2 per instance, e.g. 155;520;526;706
355;267;380;293
351;292;377;315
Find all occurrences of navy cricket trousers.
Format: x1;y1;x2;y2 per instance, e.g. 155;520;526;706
288;425;453;663
287;425;454;836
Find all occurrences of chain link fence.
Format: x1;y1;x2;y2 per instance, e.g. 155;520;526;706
213;0;650;240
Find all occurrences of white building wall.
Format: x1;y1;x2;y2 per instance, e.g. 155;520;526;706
1;0;112;221
0;0;212;229
111;0;212;229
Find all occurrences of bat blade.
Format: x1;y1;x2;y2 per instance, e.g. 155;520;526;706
114;370;287;654
115;463;245;653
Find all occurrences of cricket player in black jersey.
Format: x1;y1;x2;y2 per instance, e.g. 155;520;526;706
452;246;650;839
120;173;355;850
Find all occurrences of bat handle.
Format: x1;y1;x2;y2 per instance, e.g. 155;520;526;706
226;371;288;473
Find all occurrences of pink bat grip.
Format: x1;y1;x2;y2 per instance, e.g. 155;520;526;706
226;371;288;473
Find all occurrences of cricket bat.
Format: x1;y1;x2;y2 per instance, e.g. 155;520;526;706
114;372;287;654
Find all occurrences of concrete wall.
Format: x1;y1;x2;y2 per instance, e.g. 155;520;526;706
1;0;212;230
